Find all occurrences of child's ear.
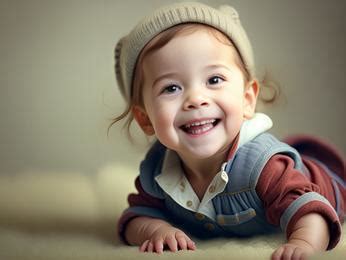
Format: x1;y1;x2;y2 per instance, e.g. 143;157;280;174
132;106;155;136
243;79;259;120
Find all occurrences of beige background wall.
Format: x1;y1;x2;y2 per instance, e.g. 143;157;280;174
0;0;345;175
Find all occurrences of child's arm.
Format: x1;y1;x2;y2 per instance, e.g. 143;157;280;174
271;213;330;260
118;176;195;253
125;216;196;253
257;154;343;259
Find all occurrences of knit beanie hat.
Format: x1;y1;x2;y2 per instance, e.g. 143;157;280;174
115;1;255;102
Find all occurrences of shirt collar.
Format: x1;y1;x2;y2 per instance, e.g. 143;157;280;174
238;112;273;148
226;112;273;160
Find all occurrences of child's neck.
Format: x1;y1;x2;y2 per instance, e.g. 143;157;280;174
179;147;230;201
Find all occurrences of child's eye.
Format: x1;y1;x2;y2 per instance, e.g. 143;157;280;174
161;84;182;94
208;76;224;85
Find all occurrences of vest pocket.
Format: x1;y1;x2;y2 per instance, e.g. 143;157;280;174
216;208;256;226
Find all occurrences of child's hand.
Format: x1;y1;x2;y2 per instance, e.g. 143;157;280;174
271;242;314;260
139;225;196;254
271;213;330;260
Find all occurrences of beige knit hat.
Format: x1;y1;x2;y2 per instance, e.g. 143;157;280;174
115;1;255;102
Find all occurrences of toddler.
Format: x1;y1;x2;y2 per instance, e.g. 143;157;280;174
112;2;345;260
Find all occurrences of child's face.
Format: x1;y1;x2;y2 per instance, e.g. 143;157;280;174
134;28;258;161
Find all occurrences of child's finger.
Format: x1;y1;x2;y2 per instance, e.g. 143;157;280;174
271;246;284;260
187;239;196;250
139;240;149;252
281;246;294;260
147;241;154;253
154;239;164;254
176;235;187;250
166;235;178;252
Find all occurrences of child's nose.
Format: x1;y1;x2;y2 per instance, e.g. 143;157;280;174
183;90;209;110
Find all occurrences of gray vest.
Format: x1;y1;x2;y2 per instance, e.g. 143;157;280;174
133;133;305;238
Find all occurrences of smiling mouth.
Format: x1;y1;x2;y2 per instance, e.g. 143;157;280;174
180;119;220;135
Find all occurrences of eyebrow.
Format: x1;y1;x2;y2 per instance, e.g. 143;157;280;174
205;64;232;71
152;72;179;88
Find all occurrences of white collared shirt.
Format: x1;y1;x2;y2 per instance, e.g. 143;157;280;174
154;113;273;220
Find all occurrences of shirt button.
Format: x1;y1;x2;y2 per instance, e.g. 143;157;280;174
204;223;215;231
195;213;205;221
186;200;193;207
180;182;185;192
217;216;225;225
208;185;216;193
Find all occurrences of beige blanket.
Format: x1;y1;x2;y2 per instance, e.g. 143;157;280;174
0;165;344;259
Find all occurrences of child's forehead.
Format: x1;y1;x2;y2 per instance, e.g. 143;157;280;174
141;29;240;79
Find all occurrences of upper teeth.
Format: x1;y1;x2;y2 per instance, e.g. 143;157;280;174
184;119;216;128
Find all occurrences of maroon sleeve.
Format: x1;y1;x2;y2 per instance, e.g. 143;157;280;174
256;154;342;249
117;176;166;243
